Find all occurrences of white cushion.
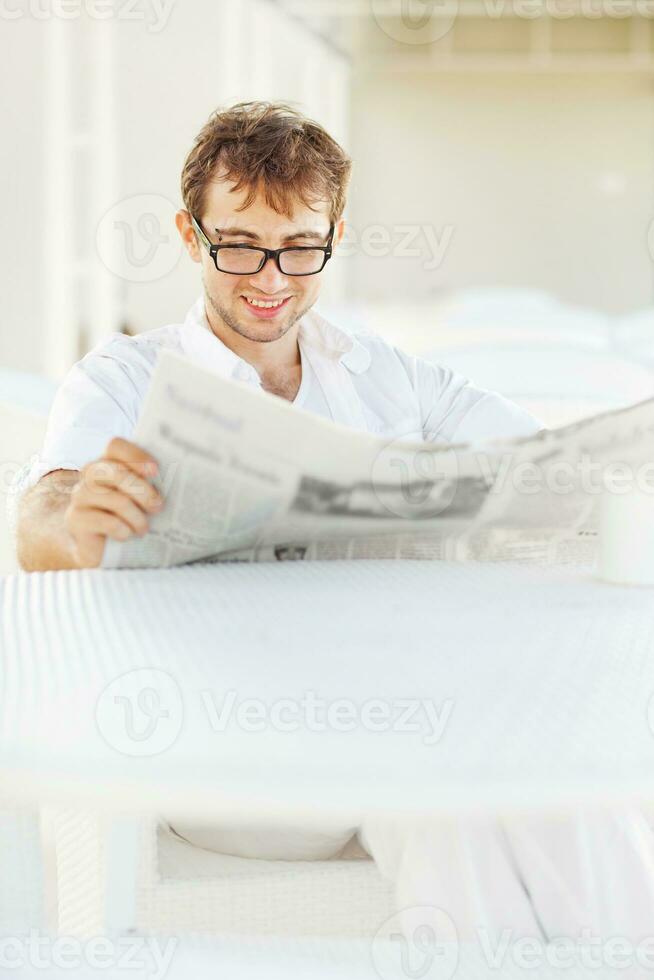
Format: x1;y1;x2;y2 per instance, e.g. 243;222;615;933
0;369;57;416
168;815;357;862
349;296;612;356
613;310;654;364
422;347;654;417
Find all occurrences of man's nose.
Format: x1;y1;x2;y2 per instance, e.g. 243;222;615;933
248;256;288;294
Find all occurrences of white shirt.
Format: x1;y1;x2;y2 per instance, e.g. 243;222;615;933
23;296;541;491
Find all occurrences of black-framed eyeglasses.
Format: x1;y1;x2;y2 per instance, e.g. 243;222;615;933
191;215;334;276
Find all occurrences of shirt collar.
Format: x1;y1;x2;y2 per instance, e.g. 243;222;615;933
299;308;372;375
179;297;249;381
179;296;371;378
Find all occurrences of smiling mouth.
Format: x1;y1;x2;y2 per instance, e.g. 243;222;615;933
241;295;292;318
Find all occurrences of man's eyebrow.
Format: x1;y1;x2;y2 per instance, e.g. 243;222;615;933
214;227;328;244
214;227;260;241
280;229;327;243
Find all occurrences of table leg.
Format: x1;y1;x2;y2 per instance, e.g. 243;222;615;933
44;809;149;938
39;807;60;933
0;807;44;932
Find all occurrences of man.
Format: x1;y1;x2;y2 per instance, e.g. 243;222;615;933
16;100;539;572
16;103;653;942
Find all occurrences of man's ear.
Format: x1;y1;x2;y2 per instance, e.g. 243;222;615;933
334;218;346;249
175;209;202;264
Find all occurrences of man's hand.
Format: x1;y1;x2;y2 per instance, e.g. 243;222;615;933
64;437;164;569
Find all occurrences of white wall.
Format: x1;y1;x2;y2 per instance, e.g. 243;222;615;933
0;20;46;374
348;71;654;313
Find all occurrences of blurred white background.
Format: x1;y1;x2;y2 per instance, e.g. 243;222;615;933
3;0;654;377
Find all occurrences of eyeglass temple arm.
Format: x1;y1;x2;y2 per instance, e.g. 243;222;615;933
190;214;214;253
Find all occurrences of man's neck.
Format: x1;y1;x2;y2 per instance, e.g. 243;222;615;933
204;304;301;376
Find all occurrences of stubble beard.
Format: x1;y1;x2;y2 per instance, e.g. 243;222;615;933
204;279;315;344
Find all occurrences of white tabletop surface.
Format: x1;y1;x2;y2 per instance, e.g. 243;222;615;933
2;559;654;821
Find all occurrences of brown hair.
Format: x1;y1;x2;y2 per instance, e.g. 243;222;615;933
181;101;352;226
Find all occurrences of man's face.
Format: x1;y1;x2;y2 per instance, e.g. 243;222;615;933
177;179;342;344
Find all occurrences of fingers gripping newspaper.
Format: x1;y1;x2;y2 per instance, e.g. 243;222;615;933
102;350;654;569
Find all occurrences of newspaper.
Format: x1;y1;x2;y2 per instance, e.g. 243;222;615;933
102;350;654;569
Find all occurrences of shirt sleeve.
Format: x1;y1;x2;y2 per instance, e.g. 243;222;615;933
404;351;544;445
19;336;145;493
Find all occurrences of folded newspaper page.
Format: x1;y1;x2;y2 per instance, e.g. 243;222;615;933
102;350;654;569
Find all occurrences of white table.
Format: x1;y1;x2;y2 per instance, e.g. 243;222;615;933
2;559;654;933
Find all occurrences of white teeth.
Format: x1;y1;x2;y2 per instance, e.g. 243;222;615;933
246;297;286;309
